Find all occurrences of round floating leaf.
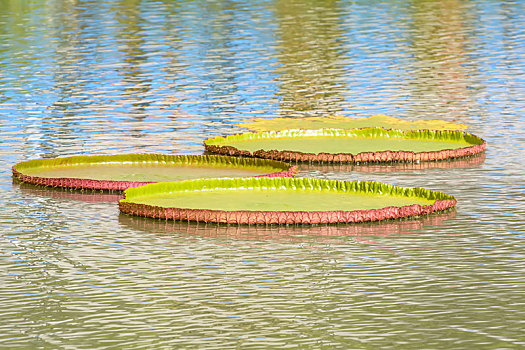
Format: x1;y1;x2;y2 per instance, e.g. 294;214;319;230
12;154;297;191
119;177;457;225
204;127;486;163
235;114;468;132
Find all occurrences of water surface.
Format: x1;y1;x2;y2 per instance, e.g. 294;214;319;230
1;0;524;348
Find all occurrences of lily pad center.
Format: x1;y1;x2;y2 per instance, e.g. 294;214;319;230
130;187;434;212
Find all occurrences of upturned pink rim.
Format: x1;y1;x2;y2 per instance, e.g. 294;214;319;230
12;169;155;191
119;200;456;225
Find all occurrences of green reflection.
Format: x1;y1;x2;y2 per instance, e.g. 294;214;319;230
112;0;151;116
407;0;476;122
0;0;45;103
273;0;346;116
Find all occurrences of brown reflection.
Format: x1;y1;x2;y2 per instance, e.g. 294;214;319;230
299;152;485;173
119;209;456;242
408;0;475;122
15;181;123;203
273;0;347;116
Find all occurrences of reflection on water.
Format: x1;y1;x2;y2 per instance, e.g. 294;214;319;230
15;181;124;203
273;0;348;116
407;0;475;123
119;209;457;241
299;152;486;174
1;0;524;348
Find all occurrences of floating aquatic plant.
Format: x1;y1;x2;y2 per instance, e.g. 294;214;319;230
12;154;297;191
204;127;486;163
119;177;457;225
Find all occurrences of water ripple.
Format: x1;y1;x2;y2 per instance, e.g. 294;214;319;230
1;0;524;348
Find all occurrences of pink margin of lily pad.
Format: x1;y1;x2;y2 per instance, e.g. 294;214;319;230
119;199;456;225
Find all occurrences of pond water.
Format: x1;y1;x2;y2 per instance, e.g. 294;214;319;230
1;0;524;348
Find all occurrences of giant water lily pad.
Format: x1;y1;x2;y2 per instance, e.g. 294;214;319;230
12;154;297;191
235;114;468;132
205;128;486;163
119;177;456;225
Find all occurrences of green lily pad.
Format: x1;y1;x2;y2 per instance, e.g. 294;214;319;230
204;128;486;163
119;177;457;225
12;154;297;191
235;114;468;132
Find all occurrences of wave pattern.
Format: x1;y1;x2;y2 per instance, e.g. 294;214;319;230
0;0;524;348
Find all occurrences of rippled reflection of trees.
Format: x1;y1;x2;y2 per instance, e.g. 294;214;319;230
406;0;476;123
273;0;347;117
